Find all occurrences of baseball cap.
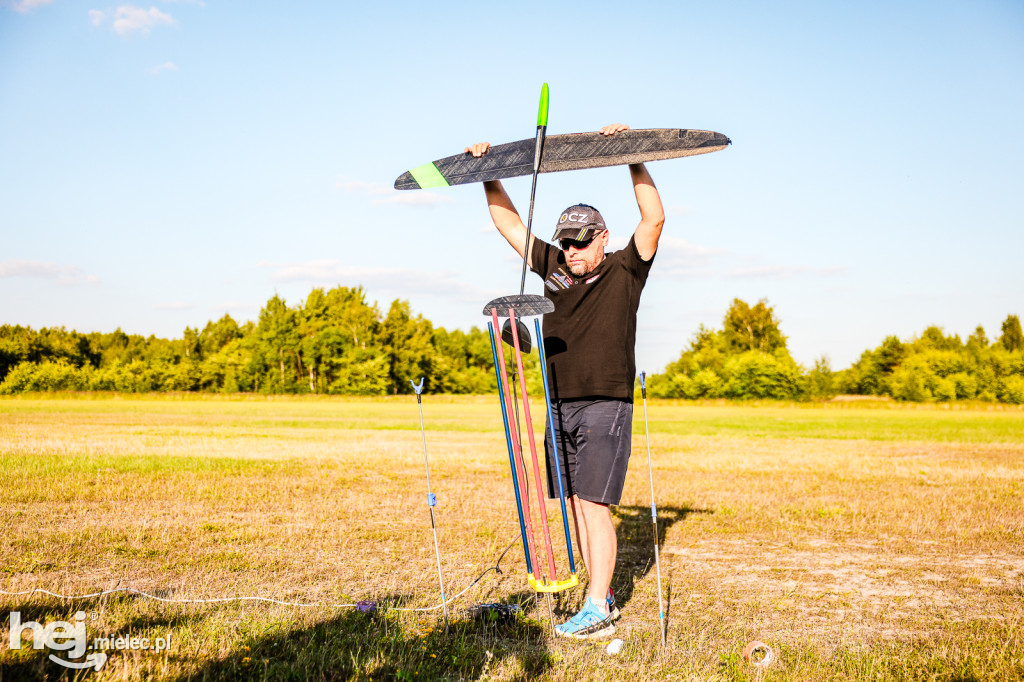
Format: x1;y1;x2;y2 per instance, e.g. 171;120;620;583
551;204;607;241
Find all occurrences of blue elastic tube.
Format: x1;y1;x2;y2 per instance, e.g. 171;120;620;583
534;318;576;574
488;322;533;575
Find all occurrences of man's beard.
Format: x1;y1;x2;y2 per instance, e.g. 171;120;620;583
568;262;592;277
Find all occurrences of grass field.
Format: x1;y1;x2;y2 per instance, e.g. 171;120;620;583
1;394;1022;681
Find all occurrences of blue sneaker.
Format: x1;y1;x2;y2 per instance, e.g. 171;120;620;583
555;597;616;640
607;588;621;621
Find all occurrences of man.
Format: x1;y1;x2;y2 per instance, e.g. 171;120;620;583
467;123;665;639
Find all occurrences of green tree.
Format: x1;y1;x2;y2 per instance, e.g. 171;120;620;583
306;286;383;394
183;326;202;360
255;294;301;392
0;325;32;381
723;298;786;353
807;356;836;399
967;325;989;349
200;315;242;356
380;300;434;394
722;350;805;400
838;335;906;395
430;327;494;394
297;288;331;392
648;300;803;400
999;315;1023;352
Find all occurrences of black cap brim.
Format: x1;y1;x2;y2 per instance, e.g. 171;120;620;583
552;225;607;241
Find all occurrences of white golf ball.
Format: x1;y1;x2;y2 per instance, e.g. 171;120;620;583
605;638;624;655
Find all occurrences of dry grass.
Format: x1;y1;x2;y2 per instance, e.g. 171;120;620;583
1;394;1022;680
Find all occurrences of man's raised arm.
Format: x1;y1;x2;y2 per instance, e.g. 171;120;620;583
597;124;666;261
629;162;665;261
466;142;531;259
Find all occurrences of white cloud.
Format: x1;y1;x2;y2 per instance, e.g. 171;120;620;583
148;61;177;75
612;234;849;282
89;5;177;36
154;301;194;310
335;176;452;208
0;260;99;286
264;260;494;304
649;236;730;278
10;0;53;13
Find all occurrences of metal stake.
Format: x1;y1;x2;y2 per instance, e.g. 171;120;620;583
640;372;666;647
411;378;449;630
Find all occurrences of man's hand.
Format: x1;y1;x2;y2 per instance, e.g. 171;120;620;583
465;142;491;157
599;123;630;136
472;125;623;157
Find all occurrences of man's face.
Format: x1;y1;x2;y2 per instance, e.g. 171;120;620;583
560;230;608;276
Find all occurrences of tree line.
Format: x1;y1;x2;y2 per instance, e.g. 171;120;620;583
1;287;1021;403
646;300;1023;403
0;287;514;396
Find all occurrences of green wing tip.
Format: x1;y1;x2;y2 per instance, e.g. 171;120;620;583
408;162;449;189
538;83;549;127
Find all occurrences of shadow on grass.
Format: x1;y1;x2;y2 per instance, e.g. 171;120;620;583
612;504;710;619
1;598;187;682
174;591;553;681
2;592;554;681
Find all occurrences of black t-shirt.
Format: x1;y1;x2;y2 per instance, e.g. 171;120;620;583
530;235;655;400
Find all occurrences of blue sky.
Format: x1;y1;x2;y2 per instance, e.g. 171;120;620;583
2;0;1022;372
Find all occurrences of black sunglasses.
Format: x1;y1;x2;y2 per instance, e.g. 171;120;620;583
559;237;595;251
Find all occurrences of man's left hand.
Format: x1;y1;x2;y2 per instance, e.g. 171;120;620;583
599;123;629;136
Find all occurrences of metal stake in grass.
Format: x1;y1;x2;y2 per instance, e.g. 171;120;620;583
411;377;449;630
640;371;666;647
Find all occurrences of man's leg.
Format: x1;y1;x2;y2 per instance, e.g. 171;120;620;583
553;399;628;638
575;497;616;605
555;493;617;639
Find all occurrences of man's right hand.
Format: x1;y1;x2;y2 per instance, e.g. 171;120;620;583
464;142;491;158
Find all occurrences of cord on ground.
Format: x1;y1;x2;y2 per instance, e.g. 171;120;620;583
0;536;523;613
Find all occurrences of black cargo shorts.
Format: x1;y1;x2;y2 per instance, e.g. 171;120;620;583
544;398;633;506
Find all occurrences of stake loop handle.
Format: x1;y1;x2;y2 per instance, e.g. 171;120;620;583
528;572;578;594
